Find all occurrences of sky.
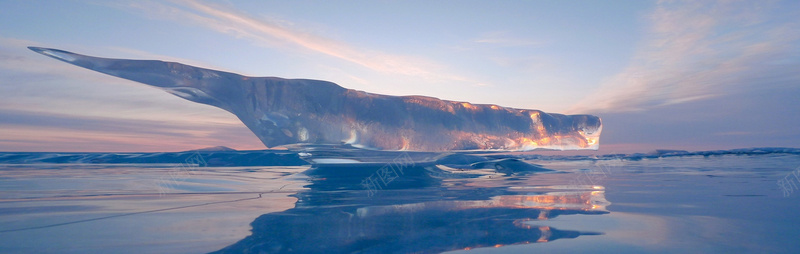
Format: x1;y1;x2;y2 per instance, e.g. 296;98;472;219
0;0;798;153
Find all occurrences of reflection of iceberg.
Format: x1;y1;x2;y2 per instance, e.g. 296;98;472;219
213;163;606;253
29;47;601;151
216;204;602;253
357;190;610;217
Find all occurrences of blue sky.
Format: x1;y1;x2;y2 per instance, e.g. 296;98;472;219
0;0;798;152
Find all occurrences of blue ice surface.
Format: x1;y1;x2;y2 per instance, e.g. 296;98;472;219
1;147;799;253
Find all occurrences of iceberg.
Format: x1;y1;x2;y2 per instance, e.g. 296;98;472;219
29;47;601;151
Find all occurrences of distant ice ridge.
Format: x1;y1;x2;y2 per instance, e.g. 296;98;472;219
1;147;797;165
29;47;602;151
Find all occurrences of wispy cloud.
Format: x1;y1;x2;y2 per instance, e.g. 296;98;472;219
568;0;800;114
120;0;472;83
0;108;264;152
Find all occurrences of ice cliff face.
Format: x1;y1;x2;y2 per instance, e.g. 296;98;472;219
29;47;601;151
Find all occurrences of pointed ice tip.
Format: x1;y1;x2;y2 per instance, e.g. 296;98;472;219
27;46;53;54
28;46;78;62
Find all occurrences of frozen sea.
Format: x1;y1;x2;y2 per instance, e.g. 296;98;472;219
1;149;800;253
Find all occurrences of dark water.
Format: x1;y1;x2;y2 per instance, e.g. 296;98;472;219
1;153;800;253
